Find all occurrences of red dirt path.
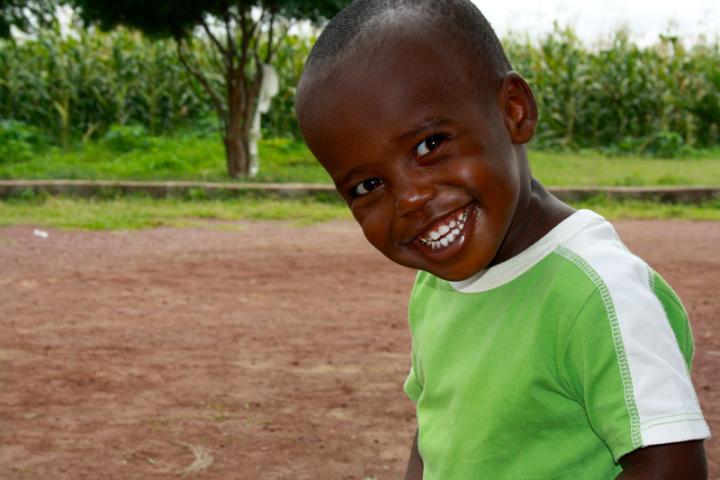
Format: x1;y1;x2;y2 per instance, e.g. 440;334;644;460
1;219;718;479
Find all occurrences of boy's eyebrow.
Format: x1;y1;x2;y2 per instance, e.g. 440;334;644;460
392;117;455;144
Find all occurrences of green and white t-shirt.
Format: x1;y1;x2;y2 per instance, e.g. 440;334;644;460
404;209;710;479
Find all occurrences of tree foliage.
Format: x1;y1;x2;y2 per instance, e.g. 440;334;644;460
0;0;56;37
69;0;348;178
71;0;346;37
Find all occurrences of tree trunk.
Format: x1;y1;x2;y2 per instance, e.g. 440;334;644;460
222;67;262;179
223;132;248;179
224;98;250;178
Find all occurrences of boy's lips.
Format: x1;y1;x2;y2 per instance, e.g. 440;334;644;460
410;204;474;254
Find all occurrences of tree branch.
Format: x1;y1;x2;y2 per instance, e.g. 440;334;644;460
206;42;226;74
200;16;228;59
238;8;251;69
243;12;266;77
222;11;237;72
265;9;276;63
268;20;291;65
244;53;264;129
175;40;227;130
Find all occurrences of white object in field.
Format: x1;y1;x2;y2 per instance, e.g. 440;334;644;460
32;229;49;239
249;64;280;177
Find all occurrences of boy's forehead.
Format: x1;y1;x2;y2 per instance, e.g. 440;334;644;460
326;21;471;91
298;24;495;149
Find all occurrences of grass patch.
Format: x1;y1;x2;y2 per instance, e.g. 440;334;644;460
1;134;718;187
0;195;351;230
529;149;720;187
0;136;332;184
575;197;720;221
1;195;718;231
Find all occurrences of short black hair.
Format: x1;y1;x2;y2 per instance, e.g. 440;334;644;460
302;0;512;81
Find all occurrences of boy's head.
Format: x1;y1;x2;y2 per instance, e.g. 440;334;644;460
296;0;540;281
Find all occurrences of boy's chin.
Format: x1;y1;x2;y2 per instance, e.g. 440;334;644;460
383;245;491;282
421;265;485;282
403;244;493;282
393;253;489;282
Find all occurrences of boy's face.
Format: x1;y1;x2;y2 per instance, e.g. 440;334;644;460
298;26;533;281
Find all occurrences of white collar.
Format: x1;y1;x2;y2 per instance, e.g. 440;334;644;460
448;209;604;293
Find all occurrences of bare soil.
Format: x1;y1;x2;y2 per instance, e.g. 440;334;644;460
1;219;718;479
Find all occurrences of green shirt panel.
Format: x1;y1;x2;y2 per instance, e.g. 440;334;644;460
405;252;635;479
651;270;694;368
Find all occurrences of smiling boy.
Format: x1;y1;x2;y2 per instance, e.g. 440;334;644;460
295;1;710;478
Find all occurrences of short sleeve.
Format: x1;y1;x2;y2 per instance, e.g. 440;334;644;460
561;289;710;463
404;345;423;402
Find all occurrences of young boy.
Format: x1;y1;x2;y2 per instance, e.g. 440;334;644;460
295;1;711;478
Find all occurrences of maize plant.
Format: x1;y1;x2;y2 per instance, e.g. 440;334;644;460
0;25;213;145
0;24;718;158
507;27;720;153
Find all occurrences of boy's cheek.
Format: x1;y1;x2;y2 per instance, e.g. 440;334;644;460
357;215;386;246
354;209;393;252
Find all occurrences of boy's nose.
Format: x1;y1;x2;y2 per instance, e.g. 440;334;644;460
394;182;436;217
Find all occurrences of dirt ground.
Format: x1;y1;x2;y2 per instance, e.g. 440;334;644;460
0;218;718;479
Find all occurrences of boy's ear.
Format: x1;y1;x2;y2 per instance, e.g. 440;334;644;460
499;72;538;144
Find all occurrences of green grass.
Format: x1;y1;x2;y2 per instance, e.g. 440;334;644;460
1;134;718;186
529;149;720;186
1;195;718;231
1;134;718;230
0;196;351;230
574;197;720;221
0;136;332;184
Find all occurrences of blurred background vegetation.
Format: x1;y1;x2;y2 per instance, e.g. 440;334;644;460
0;6;718;226
1;21;719;158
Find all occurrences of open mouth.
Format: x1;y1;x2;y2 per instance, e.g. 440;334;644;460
417;204;472;251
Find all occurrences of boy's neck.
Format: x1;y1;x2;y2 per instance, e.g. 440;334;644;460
491;178;575;267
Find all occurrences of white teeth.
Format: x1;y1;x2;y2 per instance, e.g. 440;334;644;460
419;206;472;249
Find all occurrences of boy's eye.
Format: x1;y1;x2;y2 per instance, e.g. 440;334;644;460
415;134;446;157
352;177;383;197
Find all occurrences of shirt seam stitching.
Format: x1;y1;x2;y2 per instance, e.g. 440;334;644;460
641;412;705;427
647;265;655;291
641;417;707;432
555;245;643;449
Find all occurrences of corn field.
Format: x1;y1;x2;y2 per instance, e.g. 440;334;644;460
0;26;215;147
507;27;720;154
0;24;718;154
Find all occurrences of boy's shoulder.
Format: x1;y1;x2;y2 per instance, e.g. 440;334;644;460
422;209;650;298
412;209;690;346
